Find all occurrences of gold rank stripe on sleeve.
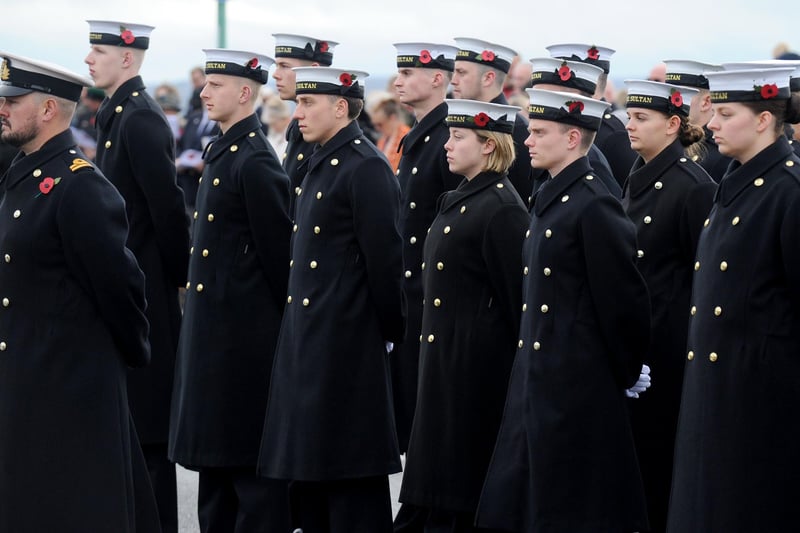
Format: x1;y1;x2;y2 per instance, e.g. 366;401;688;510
69;158;93;172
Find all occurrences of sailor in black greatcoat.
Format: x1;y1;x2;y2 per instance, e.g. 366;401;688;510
390;43;462;455
271;33;337;219
477;89;651;533
0;51;159;533
168;49;292;532
258;67;405;533
621;79;716;533
85;21;191;533
397;99;529;532
668;67;800;533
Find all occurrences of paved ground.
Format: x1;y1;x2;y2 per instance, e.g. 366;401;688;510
177;465;404;532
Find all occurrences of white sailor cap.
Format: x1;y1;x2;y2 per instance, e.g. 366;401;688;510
454;37;518;74
87;20;154;49
526;88;609;131
530;57;604;95
272;34;338;66
624;79;699;116
444;99;520;133
393;42;458;71
203;49;274;84
293;66;369;99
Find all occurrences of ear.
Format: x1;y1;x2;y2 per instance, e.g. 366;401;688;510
700;92;713;112
481;137;496;156
40;98;59;123
121;50;134;68
335;96;348;118
665;114;681;135
240;84;252;104
483;70;496;87
567;128;582;150
755;110;774;133
431;70;445;89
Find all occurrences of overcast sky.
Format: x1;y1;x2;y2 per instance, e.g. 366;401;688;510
4;0;797;93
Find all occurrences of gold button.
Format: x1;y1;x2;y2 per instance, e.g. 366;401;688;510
13;210;20;219
540;304;549;313
0;342;6;351
496;183;504;189
709;352;718;362
523;266;529;275
198;177;203;183
2;298;9;307
196;283;204;292
522;304;527;312
412;167;418;175
410;236;417;244
230;145;238;152
545;229;552;238
720;261;728;271
202;249;209;257
105;140;112;148
249;132;256;137
434;298;441;307
691;306;697;316
680;157;687;163
787;160;795;167
644;216;652;224
186;282;191;289
132;91;139;96
637;249;645;258
289;260;294;267
410;202;417;209
33;169;42;178
4;254;10;263
585;175;593;181
213;178;220;186
525;230;530;238
704;218;710;227
655;181;663;190
115;105;123;113
754;178;764;187
331;158;339;166
694;261;700;271
295;187;302;196
193;211;198;220
518;340;524;349
437;262;444;271
561;195;569;203
424;135;430;142
732;216;740;226
207;214;215;222
604;113;611;119
444;226;451;234
317;192;323;200
460;206;466;214
310;261;318;269
293;224;298;232
419;335;423;342
303;298;310;306
287;296;293;303
533;341;541;351
405;270;412;278
428;334;435;343
543;267;551;276
354;139;361;144
687;350;694;361
314;226;321;234
714;306;722;316
421;262;426;270
297;153;304;161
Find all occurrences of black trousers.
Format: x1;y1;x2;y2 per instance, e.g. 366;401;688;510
288;475;393;533
142;442;177;533
198;467;290;533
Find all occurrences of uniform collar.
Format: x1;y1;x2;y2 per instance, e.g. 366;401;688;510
398;101;448;153
95;76;146;129
439;171;503;212
533;156;594;217
2;129;77;190
717;136;794;206
306;120;363;174
204;113;261;162
626;139;685;198
285;118;302;143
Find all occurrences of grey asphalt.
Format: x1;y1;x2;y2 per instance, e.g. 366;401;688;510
176;465;404;532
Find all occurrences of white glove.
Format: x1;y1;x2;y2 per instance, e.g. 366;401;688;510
625;364;651;399
385;341;395;353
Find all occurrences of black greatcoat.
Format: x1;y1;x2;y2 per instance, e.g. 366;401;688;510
621;140;715;533
258;121;405;481
477;156;650;533
168;114;291;468
667;137;800;533
491;94;532;202
399;172;529;514
95;75;191;444
283;118;313;219
531;144;621;203
594;111;638;188
391;102;463;451
0;130;156;532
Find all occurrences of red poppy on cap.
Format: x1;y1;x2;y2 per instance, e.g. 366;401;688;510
120;29;135;45
247;58;259;69
567;101;585;114
587;46;600;60
473;112;490;127
558;64;572;82
481;50;496;62
419;50;432;64
760;83;779;99
319;41;329;53
670;90;683;108
340;72;353;87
